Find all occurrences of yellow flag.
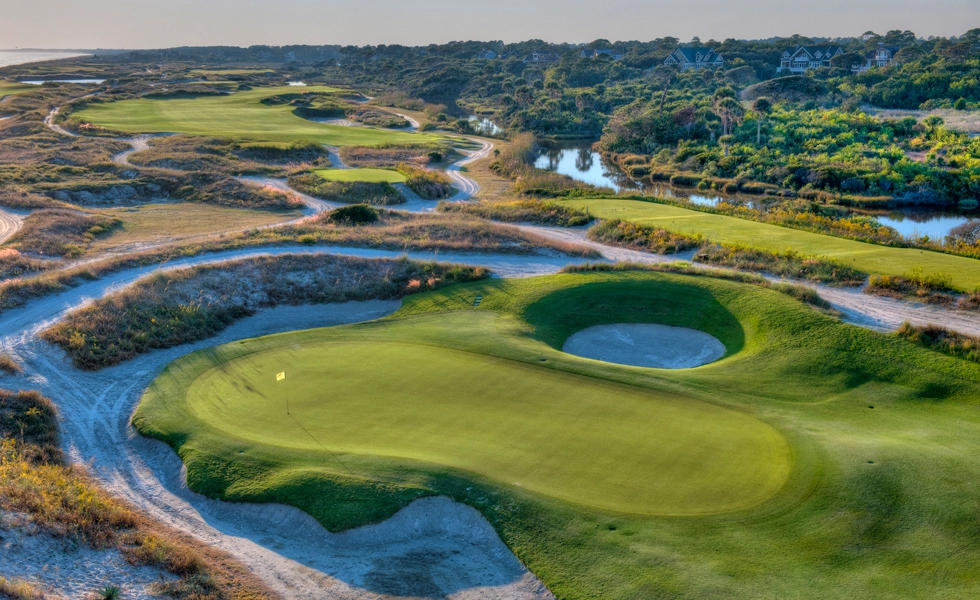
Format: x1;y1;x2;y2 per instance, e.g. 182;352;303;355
276;371;285;381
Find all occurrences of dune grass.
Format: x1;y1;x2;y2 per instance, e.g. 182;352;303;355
313;168;406;184
562;198;980;291
135;271;980;599
89;203;304;251
71;86;446;147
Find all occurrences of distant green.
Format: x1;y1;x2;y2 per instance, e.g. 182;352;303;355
314;168;406;184
72;86;445;147
564;197;980;291
137;271;980;599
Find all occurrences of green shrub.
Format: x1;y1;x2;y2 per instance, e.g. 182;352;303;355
327;204;380;225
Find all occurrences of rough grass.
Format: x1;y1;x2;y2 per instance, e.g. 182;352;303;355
0;577;43;600
0;249;52;281
42;255;489;369
866;267;957;304
133;271;980;599
70;86;445;147
0;389;277;599
397;164;454;199
564;197;980;291
288;172;404;205
5;209;120;258
438;198;592;227
897;322;980;362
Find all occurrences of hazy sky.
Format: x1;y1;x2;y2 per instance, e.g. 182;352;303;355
4;0;978;49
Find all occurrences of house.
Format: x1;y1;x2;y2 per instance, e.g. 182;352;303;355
851;44;902;73
580;48;624;60
477;49;498;60
663;47;724;71
522;51;560;64
776;46;844;73
499;51;519;60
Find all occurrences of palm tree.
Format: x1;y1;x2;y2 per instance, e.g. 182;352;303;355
752;97;772;146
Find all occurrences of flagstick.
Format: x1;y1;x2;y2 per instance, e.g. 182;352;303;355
285;377;290;415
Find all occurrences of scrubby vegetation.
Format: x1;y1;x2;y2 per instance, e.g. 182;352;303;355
339;145;441;168
6;209;120;258
396;163;455;199
42;255;488;369
0;354;21;376
0;389;276;599
438;198;593;226
866;267;957;303
897;322;980;362
288;172;404;205
326;203;379;225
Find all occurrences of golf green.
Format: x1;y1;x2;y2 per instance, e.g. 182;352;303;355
72;86;445;147
136;271;980;599
185;340;789;515
313;168;406;184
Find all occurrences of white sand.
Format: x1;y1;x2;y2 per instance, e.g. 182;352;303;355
563;323;726;369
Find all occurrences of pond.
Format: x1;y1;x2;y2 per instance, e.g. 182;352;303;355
468;115;503;137
536;140;977;240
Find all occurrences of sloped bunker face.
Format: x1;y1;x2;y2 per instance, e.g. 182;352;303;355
563;323;726;369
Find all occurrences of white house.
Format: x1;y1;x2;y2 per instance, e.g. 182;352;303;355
663;47;724;71
851;44;902;73
776;46;844;74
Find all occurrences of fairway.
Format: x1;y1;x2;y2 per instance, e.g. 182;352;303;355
186;340;789;515
72;86;445;147
564;197;980;291
313;168;406;184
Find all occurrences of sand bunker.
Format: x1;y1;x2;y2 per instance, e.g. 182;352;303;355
562;323;726;369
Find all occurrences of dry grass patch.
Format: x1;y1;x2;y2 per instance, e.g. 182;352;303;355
338;145;435;168
5;209;120;258
438;198;593;227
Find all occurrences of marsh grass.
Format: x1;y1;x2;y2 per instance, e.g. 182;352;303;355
0;389;276;600
42;255;489;369
339;145;434;168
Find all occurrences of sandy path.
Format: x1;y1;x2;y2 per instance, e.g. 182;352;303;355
446;138;493;201
0;207;26;244
111;134;169;166
43;104;77;137
4;302;551;600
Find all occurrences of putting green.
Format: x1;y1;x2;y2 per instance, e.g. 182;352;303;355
563;197;980;291
72;86;445;147
184;340;789;515
314;168;406;184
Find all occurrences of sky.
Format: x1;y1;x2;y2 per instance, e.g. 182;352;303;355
3;0;978;49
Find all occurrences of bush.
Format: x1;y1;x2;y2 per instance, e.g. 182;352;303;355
397;163;454;199
897;322;980;362
327;204;379;225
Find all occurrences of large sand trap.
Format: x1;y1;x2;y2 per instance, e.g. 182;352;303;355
563;323;726;369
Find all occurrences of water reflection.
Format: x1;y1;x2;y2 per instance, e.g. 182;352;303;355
871;211;974;241
468;115;503;136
